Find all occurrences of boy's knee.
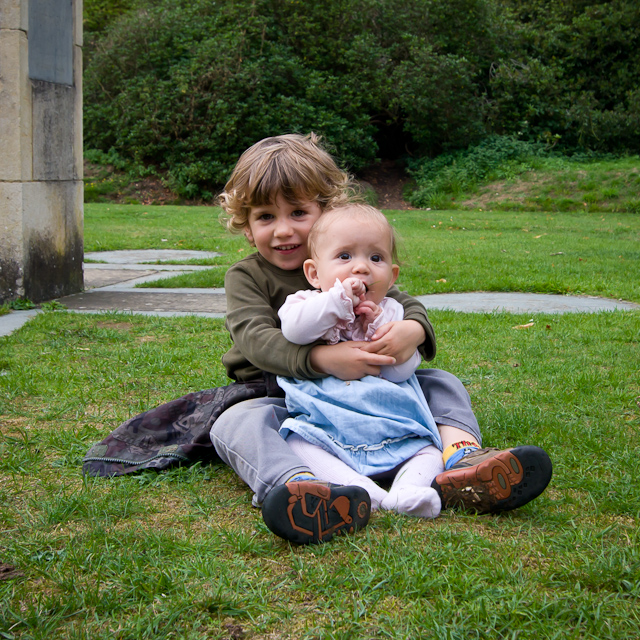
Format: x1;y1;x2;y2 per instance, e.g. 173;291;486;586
416;368;469;396
212;397;288;441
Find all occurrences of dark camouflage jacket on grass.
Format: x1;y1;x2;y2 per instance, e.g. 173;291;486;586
82;374;284;477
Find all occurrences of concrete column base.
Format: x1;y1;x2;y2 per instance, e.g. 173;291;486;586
0;0;83;304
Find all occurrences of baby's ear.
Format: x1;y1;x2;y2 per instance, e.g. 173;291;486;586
303;259;320;288
390;264;400;287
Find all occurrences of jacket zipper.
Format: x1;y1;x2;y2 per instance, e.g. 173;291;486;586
83;452;189;465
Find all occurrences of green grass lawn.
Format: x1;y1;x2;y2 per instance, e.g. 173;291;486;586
1;309;639;638
1;204;639;638
84;204;640;303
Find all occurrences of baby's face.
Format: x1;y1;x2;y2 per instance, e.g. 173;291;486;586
304;216;398;305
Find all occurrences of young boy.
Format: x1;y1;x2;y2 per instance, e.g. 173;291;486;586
212;133;552;544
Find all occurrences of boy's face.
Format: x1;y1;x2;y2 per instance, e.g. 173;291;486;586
245;194;322;270
303;216;399;305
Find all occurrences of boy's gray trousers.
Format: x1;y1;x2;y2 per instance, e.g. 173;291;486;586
210;368;481;504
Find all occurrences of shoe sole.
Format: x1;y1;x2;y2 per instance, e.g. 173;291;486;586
261;481;371;544
432;446;552;513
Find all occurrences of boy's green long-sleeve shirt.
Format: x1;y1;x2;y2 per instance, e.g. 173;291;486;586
223;252;437;382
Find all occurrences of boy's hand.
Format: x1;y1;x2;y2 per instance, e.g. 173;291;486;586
354;300;382;330
361;319;426;364
342;277;366;307
310;341;395;380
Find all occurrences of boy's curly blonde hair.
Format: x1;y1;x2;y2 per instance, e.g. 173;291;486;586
219;133;356;234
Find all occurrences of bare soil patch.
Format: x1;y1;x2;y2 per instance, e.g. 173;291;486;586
95;321;134;331
119;176;180;205
86;160;416;209
358;159;415;210
0;563;24;581
84;161;203;205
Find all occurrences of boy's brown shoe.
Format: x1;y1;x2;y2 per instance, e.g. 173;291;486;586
432;445;552;514
261;480;371;544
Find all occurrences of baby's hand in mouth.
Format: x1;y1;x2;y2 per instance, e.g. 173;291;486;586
343;278;367;305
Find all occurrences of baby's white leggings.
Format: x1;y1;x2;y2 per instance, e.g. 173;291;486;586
286;433;444;518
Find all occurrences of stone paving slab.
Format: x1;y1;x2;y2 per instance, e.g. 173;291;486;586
85;263;215;271
83;262;219;290
85;249;221;263
0;310;40;338
414;292;639;314
84;269;157;289
2;291;638;338
56;290;227;314
54;289;640;316
1;249;637;338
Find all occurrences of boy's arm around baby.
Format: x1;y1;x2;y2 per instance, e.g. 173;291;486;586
223;257;326;379
368;298;423;383
376;286;437;361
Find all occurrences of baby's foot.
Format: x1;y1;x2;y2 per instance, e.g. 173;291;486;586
380;485;442;519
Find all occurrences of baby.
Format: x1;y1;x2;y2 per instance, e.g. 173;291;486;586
277;203;445;517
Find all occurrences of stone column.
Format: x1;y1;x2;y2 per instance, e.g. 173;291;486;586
0;0;83;304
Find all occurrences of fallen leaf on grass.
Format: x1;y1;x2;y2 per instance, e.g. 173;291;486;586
512;322;535;330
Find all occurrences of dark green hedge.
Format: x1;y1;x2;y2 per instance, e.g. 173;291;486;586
491;0;640;152
84;0;640;198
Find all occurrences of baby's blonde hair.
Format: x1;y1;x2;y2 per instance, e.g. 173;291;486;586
219;133;355;234
307;203;398;262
